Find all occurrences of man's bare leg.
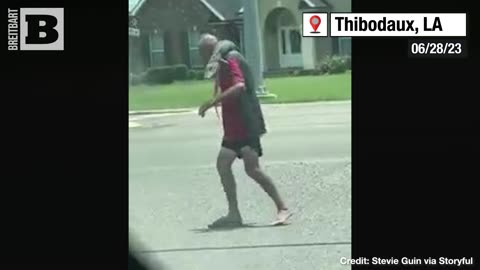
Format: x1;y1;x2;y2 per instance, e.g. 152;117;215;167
209;147;242;227
241;146;291;224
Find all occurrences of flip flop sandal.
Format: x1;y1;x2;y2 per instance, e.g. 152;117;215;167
271;212;294;226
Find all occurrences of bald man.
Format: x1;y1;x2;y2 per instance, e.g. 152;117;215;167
197;34;291;228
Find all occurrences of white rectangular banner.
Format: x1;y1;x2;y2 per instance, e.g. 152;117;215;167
330;13;466;37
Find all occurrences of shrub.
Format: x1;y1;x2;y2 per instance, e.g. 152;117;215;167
311;69;322;75
144;66;175;85
264;73;287;78
195;70;205;80
186;69;205;81
318;55;348;74
173;64;188;81
187;70;196;80
291;70;301;76
130;73;144;86
343;55;351;70
266;71;292;78
296;69;319;76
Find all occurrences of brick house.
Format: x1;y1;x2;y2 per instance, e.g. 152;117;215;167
129;0;351;74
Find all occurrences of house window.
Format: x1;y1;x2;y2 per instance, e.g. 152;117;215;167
149;31;165;67
239;26;244;54
290;30;302;54
188;30;203;68
338;37;351;56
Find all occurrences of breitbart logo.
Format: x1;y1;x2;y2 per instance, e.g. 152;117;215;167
7;8;64;51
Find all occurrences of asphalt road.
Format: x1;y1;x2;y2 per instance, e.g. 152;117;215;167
129;101;351;270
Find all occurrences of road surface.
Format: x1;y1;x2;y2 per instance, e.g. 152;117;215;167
129;101;351;270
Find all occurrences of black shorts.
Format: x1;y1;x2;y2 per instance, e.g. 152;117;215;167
221;137;263;158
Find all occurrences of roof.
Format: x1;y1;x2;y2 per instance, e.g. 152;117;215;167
129;0;328;20
129;0;240;20
238;0;328;15
301;0;329;8
310;0;328;7
202;0;242;21
129;0;146;15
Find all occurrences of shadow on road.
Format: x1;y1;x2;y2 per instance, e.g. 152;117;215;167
190;223;290;233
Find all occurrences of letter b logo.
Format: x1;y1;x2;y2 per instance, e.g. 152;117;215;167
20;8;64;50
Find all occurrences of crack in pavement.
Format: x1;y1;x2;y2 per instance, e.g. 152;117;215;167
136;241;352;254
129;158;351;175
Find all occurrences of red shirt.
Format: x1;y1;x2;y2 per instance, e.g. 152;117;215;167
217;57;247;141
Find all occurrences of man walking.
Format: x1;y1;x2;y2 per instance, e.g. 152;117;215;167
197;34;291;228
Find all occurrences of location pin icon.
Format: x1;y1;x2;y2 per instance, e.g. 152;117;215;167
310;15;321;33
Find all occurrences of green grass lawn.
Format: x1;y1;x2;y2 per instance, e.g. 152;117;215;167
129;72;351;111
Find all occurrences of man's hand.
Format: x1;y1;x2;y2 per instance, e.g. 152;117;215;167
198;99;214;118
198;82;244;118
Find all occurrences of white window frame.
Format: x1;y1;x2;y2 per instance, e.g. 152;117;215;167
277;26;303;68
149;30;165;67
187;30;203;68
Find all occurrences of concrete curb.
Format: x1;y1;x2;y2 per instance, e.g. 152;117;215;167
129;121;142;128
266;100;351;107
129;109;193;116
128;100;351;115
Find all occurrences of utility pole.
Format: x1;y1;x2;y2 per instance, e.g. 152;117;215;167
242;0;276;98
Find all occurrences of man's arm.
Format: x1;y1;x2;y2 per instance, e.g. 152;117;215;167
211;82;245;106
199;56;246;117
